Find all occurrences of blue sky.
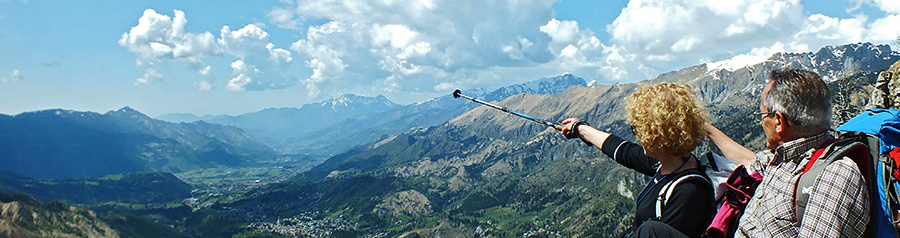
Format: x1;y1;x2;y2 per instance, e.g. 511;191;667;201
0;0;898;117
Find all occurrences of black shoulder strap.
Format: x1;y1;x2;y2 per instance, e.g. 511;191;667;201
794;139;871;223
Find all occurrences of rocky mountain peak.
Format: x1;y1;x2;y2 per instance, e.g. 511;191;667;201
320;93;401;112
107;106;151;120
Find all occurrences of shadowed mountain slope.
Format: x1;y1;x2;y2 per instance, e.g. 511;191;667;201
0;107;277;179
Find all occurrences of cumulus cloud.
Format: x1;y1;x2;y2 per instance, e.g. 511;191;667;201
219;24;294;91
135;66;163;86
1;69;21;83
595;0;809;80
539;18;605;76
277;0;898;99
276;0;557;99
872;0;900;14
119;9;220;64
868;14;900;42
120;9;220;86
119;9;294;91
579;0;900;81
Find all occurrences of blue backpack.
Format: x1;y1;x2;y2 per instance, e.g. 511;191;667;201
795;108;900;237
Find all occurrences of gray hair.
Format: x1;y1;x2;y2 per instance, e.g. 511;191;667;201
762;68;832;135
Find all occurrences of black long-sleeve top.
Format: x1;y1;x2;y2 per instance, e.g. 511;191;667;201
600;134;716;238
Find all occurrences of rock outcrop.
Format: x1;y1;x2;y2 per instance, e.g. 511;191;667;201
869;59;900;109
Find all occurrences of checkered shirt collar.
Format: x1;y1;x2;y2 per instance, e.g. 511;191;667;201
771;131;834;165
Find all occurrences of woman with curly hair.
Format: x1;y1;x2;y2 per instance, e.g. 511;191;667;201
561;82;715;238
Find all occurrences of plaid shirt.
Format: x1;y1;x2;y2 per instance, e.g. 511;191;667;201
736;132;869;238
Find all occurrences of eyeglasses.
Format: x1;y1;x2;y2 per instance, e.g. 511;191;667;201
753;111;775;121
752;111;790;127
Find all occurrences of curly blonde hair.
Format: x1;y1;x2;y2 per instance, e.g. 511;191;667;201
626;83;708;156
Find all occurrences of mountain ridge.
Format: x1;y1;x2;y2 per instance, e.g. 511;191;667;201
279;73;588;155
0;107;277;179
157;93;404;153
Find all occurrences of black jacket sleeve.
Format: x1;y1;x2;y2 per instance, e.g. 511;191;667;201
600;134;658;176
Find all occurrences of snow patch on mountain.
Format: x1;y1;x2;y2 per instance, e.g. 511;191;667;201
706;54;769;72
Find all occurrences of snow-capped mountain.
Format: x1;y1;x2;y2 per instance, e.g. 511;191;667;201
282;74;588;155
158;94;403;151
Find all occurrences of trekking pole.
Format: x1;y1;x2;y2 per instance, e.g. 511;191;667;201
452;89;564;131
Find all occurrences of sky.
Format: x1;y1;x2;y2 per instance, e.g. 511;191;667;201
0;0;898;117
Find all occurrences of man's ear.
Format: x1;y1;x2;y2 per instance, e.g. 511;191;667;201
774;111;788;133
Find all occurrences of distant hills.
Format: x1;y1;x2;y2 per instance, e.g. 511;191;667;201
158;74;588;155
158;94;403;152
0;107;277;179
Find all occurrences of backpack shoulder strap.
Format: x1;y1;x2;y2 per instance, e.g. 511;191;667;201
794;139;871;223
655;173;711;220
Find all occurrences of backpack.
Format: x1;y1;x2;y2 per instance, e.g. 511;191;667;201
644;150;747;238
653;173;711;220
653;153;742;223
705;164;763;238
794;108;900;238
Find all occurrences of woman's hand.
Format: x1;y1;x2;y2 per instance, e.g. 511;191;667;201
560;117;580;138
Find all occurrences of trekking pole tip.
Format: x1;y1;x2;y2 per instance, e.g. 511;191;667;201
452;89;461;99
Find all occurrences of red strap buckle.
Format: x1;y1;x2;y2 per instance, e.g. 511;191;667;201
802;139;838;174
890;147;900;181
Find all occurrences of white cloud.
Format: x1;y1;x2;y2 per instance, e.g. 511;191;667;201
785;14;866;51
590;0;898;82
267;7;301;30
195;80;213;91
218;24;295;91
598;0;808;80
227;60;254;91
274;0;897;100
119;9;220;63
867;14;900;42
219;24;270;59
135;66;163;86
119;9;220;87
199;65;212;77
276;0;558;100
120;9;294;91
1;69;21;83
873;0;900;14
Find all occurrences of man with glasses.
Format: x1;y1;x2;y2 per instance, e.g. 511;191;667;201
706;68;869;237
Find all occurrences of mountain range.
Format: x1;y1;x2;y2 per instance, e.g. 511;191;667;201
158;94;403;153
0;107;277;179
158;73;588;156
